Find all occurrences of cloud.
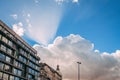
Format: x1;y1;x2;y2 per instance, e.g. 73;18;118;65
10;0;79;45
72;0;79;3
10;14;18;19
33;34;120;80
55;0;65;4
22;0;63;45
55;0;79;4
12;22;25;36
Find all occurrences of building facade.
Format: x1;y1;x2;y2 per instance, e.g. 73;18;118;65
0;20;40;80
39;63;62;80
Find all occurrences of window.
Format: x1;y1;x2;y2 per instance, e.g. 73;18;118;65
2;36;8;43
10;75;14;80
3;73;9;80
13;68;17;74
20;49;28;57
18;70;22;76
19;56;27;63
18;62;23;69
31;69;35;74
0;71;3;79
35;71;39;77
30;55;36;62
1;44;6;52
0;25;2;30
23;58;27;63
14;77;20;80
36;66;39;70
3;29;8;34
24;52;27;57
14;60;18;67
14;51;19;58
19;56;23;61
13;68;22;76
0;62;4;70
20;49;24;54
6;56;11;63
28;74;32;79
8;40;13;47
28;68;32;73
0;53;5;60
14;60;23;69
4;64;11;72
7;48;12;55
36;60;39;64
0;34;1;40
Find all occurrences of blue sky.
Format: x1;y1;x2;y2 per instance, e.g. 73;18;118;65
1;1;120;80
0;0;120;53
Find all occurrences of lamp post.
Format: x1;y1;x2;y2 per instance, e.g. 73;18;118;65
77;62;81;80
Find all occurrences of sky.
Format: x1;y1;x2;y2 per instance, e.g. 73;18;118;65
0;0;120;80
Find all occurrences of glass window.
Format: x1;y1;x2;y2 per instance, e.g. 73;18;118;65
1;44;6;52
4;64;11;72
28;74;32;79
0;53;5;60
19;56;27;63
19;56;23;61
18;62;23;69
7;48;12;55
18;70;22;76
14;60;18;67
0;62;4;70
24;52;27;57
3;73;9;80
23;58;27;63
29;62;32;67
2;36;8;43
28;68;32;73
36;60;39;64
8;40;13;47
14;51;19;58
13;68;17;74
14;77;20;80
6;56;11;63
32;69;35;74
14;60;23;69
10;75;14;80
0;25;2;30
3;29;8;34
0;71;3;79
36;66;39;70
20;49;24;54
0;34;1;40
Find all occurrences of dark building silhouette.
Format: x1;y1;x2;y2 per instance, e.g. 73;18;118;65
0;20;40;80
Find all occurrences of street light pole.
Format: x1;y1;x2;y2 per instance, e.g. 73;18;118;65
77;62;81;80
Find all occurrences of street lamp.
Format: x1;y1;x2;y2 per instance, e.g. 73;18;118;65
77;62;81;80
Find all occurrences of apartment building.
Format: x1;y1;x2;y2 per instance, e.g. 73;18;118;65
0;20;40;80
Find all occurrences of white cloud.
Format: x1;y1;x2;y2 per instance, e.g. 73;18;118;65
55;0;65;4
10;14;18;19
12;22;25;36
94;49;100;53
72;0;79;3
55;0;79;4
33;34;120;80
23;0;63;45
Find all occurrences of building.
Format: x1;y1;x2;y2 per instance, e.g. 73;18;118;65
0;20;40;80
39;63;62;80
